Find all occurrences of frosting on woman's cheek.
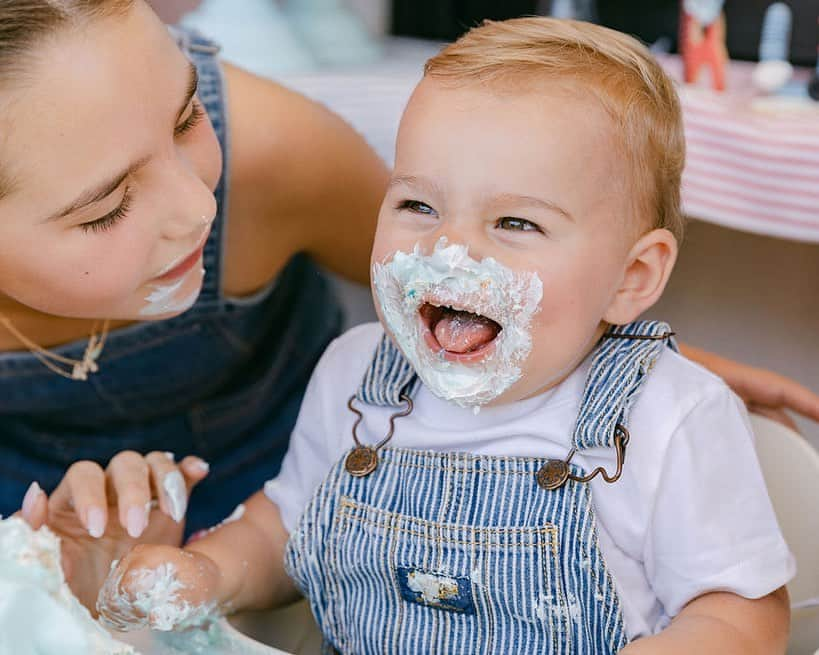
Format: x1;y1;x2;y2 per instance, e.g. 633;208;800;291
373;237;542;407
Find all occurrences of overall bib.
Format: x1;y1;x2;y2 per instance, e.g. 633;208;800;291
286;320;677;654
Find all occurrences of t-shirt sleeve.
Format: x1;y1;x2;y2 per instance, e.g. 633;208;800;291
643;386;795;616
263;338;341;534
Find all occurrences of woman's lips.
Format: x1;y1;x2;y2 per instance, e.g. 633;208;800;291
153;231;210;283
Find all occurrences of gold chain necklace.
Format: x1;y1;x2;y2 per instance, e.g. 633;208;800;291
0;316;111;381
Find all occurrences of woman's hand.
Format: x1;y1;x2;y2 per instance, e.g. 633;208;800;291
18;450;209;612
680;343;819;430
96;543;222;632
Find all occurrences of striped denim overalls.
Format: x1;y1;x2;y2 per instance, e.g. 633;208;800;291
286;320;677;654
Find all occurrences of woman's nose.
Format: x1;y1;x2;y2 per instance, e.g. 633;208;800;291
160;162;217;241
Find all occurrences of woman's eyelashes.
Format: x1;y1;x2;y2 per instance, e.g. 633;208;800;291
80;188;132;234
174;100;204;137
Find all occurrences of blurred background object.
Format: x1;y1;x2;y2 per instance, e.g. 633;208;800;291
147;1;818;68
680;0;728;90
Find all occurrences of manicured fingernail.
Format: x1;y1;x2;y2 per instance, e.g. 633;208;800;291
193;459;210;474
22;482;42;519
164;452;175;462
163;470;187;523
87;507;105;538
126;505;148;539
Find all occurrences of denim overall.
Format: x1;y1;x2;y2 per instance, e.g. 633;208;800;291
286;321;677;654
0;30;342;534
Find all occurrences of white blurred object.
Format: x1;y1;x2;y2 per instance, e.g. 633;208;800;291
751;414;819;655
752;2;794;93
544;0;596;21
181;0;317;74
683;0;724;26
753;59;796;93
0;581;92;655
283;0;381;66
0;517;135;655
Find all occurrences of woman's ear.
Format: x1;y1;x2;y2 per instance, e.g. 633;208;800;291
603;228;678;325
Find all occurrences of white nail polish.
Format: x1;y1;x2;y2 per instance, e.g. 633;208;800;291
21;482;42;519
87;507;105;538
164;451;175;462
126;505;147;538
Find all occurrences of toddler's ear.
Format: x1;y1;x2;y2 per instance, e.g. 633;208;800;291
603;228;678;325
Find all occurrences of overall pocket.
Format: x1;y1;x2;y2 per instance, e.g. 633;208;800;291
324;495;569;655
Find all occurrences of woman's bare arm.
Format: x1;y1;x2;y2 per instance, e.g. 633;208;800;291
222;63;389;296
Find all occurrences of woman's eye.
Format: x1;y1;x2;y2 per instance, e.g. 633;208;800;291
174;101;204;137
397;200;437;216
79;188;132;234
496;217;543;233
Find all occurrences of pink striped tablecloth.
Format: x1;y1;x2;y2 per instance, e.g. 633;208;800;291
660;55;819;243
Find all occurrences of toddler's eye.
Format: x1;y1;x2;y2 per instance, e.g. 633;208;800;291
496;217;543;233
397;200;437;216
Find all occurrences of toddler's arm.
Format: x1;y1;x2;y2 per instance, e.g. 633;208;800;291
620;587;790;655
97;491;299;631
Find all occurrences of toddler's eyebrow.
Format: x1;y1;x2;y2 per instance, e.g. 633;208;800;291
487;193;574;222
388;175;445;198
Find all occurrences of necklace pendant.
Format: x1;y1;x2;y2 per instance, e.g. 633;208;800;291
71;363;89;381
345;446;378;477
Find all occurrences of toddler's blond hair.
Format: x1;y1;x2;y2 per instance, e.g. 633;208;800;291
424;17;685;242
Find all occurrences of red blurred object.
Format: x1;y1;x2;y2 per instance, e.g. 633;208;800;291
680;7;729;90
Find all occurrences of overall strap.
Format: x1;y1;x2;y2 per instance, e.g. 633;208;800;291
355;334;419;407
572;320;677;451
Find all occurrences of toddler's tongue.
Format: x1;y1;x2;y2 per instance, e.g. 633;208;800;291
433;307;501;354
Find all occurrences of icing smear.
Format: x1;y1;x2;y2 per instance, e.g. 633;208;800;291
0;516;137;655
373;237;543;407
97;558;218;633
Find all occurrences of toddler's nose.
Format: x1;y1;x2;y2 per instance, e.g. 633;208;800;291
427;226;491;262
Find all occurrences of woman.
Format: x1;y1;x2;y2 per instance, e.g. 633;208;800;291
4;0;818;609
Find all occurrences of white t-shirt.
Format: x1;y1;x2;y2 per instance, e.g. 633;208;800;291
265;323;795;640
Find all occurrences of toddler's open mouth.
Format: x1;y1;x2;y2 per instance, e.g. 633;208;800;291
419;301;502;363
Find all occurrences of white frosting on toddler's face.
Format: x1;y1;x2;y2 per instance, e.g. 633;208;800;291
373;237;542;407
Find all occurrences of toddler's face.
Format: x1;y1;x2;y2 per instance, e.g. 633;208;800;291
371;78;639;406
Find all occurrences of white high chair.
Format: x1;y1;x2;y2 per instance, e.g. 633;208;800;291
750;414;819;655
221;414;819;655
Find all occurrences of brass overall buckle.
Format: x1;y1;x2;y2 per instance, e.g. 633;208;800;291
536;424;630;491
345;394;413;477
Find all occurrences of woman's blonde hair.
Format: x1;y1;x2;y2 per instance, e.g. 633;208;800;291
424;17;686;242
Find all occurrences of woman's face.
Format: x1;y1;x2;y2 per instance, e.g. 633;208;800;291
0;0;221;320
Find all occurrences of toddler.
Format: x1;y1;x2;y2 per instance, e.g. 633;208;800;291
98;17;794;654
